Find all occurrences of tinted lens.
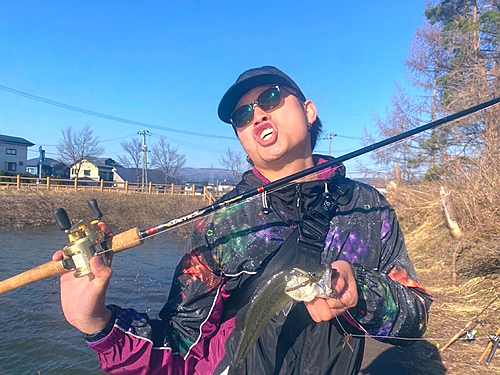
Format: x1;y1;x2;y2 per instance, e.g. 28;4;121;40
230;86;282;128
231;105;254;128
258;86;281;111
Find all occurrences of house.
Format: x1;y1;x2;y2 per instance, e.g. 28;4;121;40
26;157;69;178
69;157;119;181
0;134;34;173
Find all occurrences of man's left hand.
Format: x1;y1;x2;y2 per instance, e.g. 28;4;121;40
304;260;358;322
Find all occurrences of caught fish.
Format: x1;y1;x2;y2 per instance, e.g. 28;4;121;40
229;263;338;374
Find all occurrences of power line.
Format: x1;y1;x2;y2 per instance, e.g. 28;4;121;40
0;84;237;141
149;132;227;154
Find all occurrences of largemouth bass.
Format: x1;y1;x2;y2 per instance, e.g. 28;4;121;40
229;263;338;374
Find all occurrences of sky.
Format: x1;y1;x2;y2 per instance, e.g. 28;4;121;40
0;1;428;178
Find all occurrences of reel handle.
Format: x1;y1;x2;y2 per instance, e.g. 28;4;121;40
54;208;72;231
88;199;103;220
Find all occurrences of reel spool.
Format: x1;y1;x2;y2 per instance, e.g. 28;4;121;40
54;199;112;278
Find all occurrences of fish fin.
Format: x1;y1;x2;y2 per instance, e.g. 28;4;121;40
282;300;294;317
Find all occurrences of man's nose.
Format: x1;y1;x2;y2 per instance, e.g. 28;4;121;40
253;105;271;125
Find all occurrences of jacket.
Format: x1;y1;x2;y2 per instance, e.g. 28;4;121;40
87;155;432;374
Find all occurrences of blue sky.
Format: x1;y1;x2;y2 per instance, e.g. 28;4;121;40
0;1;427;177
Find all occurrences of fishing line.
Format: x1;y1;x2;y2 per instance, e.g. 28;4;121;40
95;100;500;257
334;313;500;343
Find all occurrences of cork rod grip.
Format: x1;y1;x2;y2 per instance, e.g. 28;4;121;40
110;227;143;253
0;260;66;296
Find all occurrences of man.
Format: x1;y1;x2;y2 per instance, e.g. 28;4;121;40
55;66;432;374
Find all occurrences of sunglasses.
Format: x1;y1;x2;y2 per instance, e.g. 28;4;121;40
230;86;283;128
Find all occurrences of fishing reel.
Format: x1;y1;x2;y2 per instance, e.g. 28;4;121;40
54;199;113;278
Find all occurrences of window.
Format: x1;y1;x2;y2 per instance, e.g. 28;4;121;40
6;162;16;171
19;162;23;166
6;148;17;155
99;171;114;181
83;170;91;176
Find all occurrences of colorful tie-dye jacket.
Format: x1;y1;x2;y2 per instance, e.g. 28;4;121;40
87;156;432;375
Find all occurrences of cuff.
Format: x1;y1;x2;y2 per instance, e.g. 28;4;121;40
83;305;117;342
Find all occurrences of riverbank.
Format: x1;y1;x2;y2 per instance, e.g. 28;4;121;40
0;190;206;240
384;182;500;374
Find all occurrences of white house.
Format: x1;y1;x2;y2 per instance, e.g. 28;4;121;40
0;134;34;173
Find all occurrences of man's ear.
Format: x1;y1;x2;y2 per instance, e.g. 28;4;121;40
304;101;318;125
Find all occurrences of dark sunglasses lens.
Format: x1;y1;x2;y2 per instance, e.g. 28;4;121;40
232;105;254;128
258;87;281;111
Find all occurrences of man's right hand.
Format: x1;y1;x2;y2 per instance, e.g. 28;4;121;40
52;222;114;334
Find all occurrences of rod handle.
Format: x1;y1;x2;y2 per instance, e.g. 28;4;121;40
110;227;143;253
0;260;66;295
0;227;143;296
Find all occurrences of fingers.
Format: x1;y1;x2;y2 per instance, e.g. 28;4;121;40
97;222;114;238
52;250;65;262
305;261;360;323
90;256;113;282
305;298;339;322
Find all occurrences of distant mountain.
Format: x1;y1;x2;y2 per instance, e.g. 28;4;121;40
180;167;244;185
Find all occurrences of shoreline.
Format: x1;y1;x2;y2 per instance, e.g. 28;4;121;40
0;190;207;240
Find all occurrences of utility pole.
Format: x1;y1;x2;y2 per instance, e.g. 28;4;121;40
138;130;151;189
327;133;337;156
38;146;45;183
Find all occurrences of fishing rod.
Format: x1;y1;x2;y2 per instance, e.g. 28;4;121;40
1;96;500;295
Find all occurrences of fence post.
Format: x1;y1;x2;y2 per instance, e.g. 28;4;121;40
192;184;195;196
171;183;174;195
16;175;21;190
125;181;129;193
74;177;78;192
47;177;51;190
148;182;153;195
100;179;104;192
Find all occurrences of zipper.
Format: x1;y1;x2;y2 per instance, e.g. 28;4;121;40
295;184;301;219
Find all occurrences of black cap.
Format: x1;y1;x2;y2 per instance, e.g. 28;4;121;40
218;66;306;124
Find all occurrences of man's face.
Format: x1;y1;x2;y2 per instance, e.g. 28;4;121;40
234;85;317;172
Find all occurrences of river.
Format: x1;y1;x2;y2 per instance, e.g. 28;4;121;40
0;230;186;375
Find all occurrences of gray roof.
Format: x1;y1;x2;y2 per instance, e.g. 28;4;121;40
26;157;66;168
69;157;121;169
0;134;35;146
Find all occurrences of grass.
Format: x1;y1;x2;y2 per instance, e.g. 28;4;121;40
385;178;500;375
0;189;207;240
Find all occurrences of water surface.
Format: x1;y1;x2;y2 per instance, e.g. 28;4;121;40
0;230;186;374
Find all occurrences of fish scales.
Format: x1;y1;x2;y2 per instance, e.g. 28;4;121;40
229;263;336;374
232;270;291;371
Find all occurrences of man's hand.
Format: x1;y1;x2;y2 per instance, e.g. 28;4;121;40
53;222;114;334
305;260;358;322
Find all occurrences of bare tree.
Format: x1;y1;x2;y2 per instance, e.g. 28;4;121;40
220;148;246;184
118;138;143;182
57;124;104;176
150;137;186;184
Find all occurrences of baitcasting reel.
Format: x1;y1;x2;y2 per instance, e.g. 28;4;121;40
54;199;113;278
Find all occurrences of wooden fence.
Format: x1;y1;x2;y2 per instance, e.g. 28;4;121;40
0;175;218;203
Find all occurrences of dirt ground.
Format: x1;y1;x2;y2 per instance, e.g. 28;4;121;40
358;192;500;375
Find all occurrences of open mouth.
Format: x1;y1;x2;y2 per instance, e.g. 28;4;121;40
260;128;274;141
253;123;278;146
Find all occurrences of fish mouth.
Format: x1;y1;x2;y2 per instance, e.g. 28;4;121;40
253;122;278;146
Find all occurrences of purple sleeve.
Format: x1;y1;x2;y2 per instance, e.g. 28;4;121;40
87;220;232;374
88;287;230;374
